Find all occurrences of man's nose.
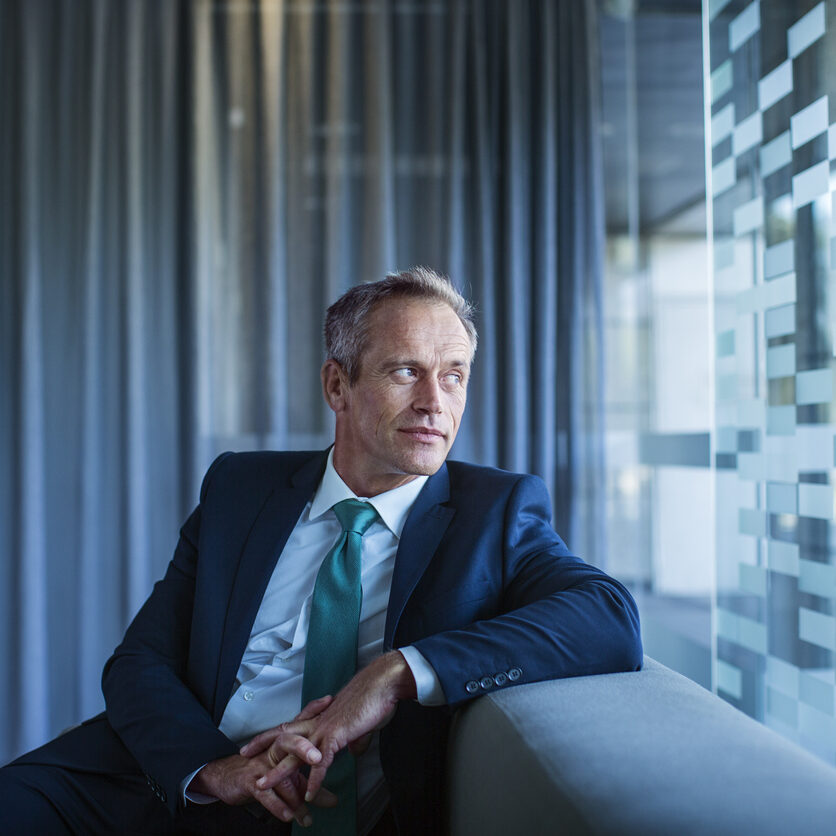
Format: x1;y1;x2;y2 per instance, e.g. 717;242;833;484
414;377;443;414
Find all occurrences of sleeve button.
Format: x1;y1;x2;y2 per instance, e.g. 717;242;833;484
508;667;522;681
479;676;494;690
465;680;479;694
494;672;508;686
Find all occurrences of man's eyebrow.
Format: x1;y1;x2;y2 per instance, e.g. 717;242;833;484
385;358;422;368
384;357;470;369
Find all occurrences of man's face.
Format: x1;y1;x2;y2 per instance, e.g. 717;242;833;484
326;298;472;496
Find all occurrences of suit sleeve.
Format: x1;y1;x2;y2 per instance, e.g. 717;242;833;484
101;453;239;815
410;474;642;707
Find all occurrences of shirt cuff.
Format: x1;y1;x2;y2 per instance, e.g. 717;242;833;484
181;764;218;806
399;645;445;705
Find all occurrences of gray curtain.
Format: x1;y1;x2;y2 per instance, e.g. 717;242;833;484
0;0;606;764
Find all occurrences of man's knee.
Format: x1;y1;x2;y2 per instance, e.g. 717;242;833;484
0;763;74;835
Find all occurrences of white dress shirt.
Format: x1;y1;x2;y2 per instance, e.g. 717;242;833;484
185;450;444;824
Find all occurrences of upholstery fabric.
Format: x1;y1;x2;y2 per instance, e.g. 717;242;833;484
447;657;836;835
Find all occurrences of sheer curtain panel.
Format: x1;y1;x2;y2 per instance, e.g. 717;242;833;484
0;0;606;763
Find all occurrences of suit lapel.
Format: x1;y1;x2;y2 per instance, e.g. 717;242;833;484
384;463;454;649
212;451;328;720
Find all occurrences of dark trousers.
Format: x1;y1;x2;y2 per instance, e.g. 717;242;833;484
0;718;292;836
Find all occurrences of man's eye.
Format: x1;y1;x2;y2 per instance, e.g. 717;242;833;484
393;368;416;378
443;373;463;385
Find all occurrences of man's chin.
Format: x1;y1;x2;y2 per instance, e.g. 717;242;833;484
396;451;448;477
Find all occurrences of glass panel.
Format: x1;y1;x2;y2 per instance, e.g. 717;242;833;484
706;0;836;766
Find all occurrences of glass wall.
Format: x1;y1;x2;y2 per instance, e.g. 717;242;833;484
706;0;836;764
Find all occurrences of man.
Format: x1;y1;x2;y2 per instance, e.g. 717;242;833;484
1;268;642;834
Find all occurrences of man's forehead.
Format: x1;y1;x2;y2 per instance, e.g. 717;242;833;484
372;295;445;316
369;297;464;330
366;300;470;349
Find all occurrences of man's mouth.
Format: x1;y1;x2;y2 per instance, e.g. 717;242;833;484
398;427;446;443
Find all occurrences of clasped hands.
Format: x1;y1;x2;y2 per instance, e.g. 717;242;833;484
189;651;416;827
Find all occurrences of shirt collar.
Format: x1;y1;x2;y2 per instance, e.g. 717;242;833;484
309;448;429;538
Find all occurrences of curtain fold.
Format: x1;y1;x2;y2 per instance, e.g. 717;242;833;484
19;0;51;752
0;0;606;763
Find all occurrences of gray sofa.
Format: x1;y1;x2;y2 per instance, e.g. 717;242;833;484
447;657;836;835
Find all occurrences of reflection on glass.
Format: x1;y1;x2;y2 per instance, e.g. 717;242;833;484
600;0;712;689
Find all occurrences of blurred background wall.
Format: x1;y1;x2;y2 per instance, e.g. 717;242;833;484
5;0;836;786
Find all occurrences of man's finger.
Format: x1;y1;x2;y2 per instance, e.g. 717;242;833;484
257;730;334;791
265;774;313;827
255;754;303;792
242;731;321;766
251;784;299;824
283;773;338;811
278;733;322;767
295;694;333;721
264;750;302;778
240;726;283;757
304;762;331;803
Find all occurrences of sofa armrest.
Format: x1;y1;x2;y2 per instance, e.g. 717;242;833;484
447;657;836;835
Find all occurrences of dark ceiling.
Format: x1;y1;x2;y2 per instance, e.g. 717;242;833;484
599;0;706;235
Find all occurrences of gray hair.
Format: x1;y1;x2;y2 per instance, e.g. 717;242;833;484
324;266;478;382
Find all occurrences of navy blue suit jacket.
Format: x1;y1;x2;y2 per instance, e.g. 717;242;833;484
101;450;642;832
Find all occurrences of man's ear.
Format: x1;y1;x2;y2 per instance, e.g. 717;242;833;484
321;359;349;412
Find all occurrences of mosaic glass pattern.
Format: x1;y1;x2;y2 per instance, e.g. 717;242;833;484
707;0;836;764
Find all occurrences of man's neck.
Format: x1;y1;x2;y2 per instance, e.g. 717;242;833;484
331;453;419;498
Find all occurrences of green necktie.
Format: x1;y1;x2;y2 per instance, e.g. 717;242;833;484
296;499;378;836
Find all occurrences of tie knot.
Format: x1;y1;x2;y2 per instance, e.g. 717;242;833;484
333;498;378;536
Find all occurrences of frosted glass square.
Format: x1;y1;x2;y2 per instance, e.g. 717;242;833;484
759;60;793;111
734;111;763;155
767;482;797;514
718;660;743;698
799;607;836;650
713;157;736;196
792;161;829;208
712;60;733;102
760;131;791;176
766;343;795;378
764;239;794;279
712;103;735;145
788;2;825;59
768;540;800;576
796;369;832;405
730;1;761;52
734;197;764;236
764;303;795;338
799;483;833;520
791;96;828;149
